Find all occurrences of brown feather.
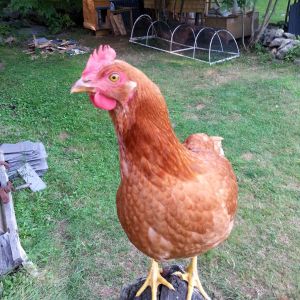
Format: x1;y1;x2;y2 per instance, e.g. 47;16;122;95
106;60;238;261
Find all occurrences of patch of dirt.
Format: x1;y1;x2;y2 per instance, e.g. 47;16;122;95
196;103;206;110
241;152;254;161
0;124;21;136
277;232;290;245
284;181;300;191
58;131;69;141
54;219;70;241
277;296;289;300
203;69;240;86
183;112;199;121
63;146;78;154
118;244;145;272
228;112;241;121
87;280;119;299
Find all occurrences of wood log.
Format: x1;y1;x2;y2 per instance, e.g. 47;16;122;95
120;264;205;300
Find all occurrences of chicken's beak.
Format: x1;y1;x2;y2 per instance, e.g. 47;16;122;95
70;78;94;94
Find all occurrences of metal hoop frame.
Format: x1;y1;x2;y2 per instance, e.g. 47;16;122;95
130;15;240;65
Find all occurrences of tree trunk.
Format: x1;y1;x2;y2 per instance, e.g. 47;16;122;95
250;0;257;42
241;7;246;50
249;0;280;48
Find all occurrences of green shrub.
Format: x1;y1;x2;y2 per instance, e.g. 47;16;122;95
0;24;11;37
285;44;300;62
6;0;82;33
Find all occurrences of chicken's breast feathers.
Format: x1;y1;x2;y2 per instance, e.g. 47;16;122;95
116;150;237;261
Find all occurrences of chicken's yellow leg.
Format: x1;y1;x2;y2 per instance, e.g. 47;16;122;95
136;259;174;300
173;256;211;300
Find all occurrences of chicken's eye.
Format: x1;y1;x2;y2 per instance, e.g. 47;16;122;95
109;73;120;82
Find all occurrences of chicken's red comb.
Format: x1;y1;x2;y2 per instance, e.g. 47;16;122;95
82;45;116;77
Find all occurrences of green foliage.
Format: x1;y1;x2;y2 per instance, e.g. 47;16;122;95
252;42;267;54
0;24;11;37
250;42;272;62
6;0;82;33
222;0;254;9
285;44;300;62
256;0;287;23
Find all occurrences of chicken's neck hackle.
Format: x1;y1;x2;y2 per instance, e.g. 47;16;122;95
109;66;196;180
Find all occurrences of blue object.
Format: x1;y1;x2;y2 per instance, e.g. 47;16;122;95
110;1;116;11
288;2;300;35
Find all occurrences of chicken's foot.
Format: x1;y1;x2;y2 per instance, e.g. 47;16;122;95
173;256;211;300
136;259;174;300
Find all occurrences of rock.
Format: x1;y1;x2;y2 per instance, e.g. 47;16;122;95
294;58;300;65
283;32;296;39
263;34;273;46
120;265;205;300
274;29;284;38
0;63;4;71
271;48;277;58
278;39;292;51
263;28;285;46
4;36;16;45
269;38;286;48
276;43;295;59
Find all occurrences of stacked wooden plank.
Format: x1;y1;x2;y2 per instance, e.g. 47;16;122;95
0;141;48;179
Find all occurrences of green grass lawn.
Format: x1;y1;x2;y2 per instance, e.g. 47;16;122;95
256;0;287;24
0;35;300;300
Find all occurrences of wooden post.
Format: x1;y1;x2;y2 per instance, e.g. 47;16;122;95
0;151;27;276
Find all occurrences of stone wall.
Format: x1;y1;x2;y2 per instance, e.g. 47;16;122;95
261;27;300;60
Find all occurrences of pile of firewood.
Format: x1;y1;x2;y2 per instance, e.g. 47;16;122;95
24;36;91;56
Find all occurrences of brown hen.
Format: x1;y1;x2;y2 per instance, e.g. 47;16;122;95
71;45;238;300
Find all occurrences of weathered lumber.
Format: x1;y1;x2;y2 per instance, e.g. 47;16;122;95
0;141;48;179
120;265;205;300
112;14;127;36
0;151;27;276
110;15;121;36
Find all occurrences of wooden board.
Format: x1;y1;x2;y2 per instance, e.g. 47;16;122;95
0;233;14;276
0;151;27;276
167;0;208;13
144;0;208;13
204;12;259;39
110;15;121;35
113;14;127;35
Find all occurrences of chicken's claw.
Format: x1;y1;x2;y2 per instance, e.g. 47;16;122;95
173;257;211;300
136;259;174;300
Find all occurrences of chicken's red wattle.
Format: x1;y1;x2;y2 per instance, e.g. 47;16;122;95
89;92;117;110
